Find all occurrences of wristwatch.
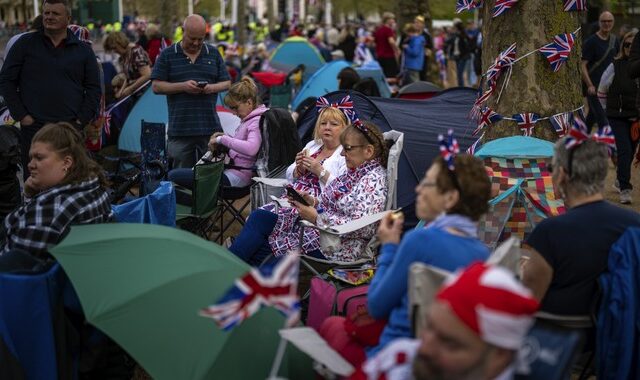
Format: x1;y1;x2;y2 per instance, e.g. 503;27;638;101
319;168;327;178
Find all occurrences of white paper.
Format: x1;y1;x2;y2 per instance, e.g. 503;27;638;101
252;177;289;187
328;210;397;235
279;327;355;376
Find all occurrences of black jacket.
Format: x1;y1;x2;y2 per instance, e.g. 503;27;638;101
606;59;639;119
0;29;101;125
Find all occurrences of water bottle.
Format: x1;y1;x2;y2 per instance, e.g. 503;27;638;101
316;207;327;228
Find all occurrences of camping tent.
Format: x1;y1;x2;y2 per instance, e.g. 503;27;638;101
297;88;478;228
355;66;392;98
474;136;565;249
118;87;237;153
291;60;351;110
269;37;325;80
397;81;442;100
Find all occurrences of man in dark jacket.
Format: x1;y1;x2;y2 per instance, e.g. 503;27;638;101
0;0;101;175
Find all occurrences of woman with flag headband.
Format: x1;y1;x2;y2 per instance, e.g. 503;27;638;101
228;106;389;265
318;130;492;368
522;118;640;320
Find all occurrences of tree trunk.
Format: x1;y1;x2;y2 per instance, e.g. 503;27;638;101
159;0;177;38
237;0;247;48
481;0;582;142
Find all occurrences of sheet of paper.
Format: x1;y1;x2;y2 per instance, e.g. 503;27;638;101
279;327;354;376
329;210;397;235
252;177;289;187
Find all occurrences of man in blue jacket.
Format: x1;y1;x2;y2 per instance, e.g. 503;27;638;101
0;0;101;175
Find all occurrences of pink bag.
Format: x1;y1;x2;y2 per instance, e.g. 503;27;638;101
307;276;369;331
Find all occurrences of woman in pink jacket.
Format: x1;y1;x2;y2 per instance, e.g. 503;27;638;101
169;77;267;189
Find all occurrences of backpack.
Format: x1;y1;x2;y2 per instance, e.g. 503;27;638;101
0;125;21;220
257;108;302;176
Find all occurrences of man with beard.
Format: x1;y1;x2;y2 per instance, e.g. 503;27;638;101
349;263;538;380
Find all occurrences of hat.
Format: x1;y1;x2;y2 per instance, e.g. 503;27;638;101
436;263;539;350
68;24;92;45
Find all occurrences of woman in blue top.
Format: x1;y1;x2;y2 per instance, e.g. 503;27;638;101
367;143;492;356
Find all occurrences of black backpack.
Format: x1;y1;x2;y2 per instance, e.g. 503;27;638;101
258;108;302;174
0;125;21;220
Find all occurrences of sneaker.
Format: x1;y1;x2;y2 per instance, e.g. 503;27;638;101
620;189;632;205
613;179;621;193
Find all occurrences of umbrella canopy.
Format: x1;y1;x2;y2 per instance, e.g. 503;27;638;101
50;224;312;380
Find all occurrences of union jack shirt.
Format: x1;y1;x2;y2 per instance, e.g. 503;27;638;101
269;160;387;262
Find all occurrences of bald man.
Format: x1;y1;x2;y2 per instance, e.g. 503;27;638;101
581;11;619;132
151;15;231;168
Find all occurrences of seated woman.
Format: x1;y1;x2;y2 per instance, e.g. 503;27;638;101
169;77;267;189
319;133;492;366
103;31;151;100
0;122;112;258
523;126;640;316
229;120;389;265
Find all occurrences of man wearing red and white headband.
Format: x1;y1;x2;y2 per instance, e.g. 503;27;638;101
351;263;539;380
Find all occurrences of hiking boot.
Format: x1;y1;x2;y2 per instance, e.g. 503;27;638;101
613;179;621;193
620;189;632;205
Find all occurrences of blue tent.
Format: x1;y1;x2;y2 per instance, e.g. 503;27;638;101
291;60;351;110
118;88;225;153
269;37;325;80
356;65;392;98
297;88;477;227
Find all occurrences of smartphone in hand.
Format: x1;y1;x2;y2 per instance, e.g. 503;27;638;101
197;81;208;88
285;186;310;206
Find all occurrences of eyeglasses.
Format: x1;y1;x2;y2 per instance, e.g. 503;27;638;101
624;42;632;48
600;19;614;23
342;144;366;152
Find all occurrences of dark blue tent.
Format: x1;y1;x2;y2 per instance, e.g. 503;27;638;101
297;88;477;227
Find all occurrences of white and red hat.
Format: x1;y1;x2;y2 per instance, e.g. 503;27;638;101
436;262;539;350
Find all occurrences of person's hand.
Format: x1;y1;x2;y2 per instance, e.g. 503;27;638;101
291;193;318;223
184;80;204;94
20;115;34;126
294;150;308;175
208;132;225;151
377;211;404;245
301;156;323;176
24;176;39;197
120;86;133;98
587;85;597;96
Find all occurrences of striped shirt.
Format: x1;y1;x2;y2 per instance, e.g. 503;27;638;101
151;43;230;137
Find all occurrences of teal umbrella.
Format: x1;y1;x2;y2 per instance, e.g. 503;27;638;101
50;224;312;380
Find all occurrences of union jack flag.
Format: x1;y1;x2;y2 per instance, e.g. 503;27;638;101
563;0;587;12
200;254;300;331
513;113;540;136
456;0;483;13
467;133;484;155
550;112;572;137
493;0;518;17
486;43;517;89
316;95;357;122
439;129;460;170
474;107;502;136
539;32;575;72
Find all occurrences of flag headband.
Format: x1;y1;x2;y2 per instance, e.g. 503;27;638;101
317;95;376;145
563;115;616;176
438;130;462;191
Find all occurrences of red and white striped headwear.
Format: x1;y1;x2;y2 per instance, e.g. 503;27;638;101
436;263;539;350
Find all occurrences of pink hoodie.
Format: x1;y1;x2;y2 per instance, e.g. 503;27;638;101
219;105;268;186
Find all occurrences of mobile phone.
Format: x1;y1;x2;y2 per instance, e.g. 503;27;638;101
197;81;208;88
285;186;310;206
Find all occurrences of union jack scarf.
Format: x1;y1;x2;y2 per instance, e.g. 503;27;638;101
439;129;460;171
456;0;483;13
563;0;587;12
200;254;300;331
316;95;357;123
513;113;540;137
550;112;572;138
474;107;502;136
539;32;576;72
565;116;616;156
493;0;518;17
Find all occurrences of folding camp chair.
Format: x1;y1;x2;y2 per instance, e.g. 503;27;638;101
175;159;224;239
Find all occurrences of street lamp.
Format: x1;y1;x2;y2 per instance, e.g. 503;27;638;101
33;0;39;17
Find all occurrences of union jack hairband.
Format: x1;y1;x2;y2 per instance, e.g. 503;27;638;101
438;129;460;171
316;95;357;122
563;116;616;175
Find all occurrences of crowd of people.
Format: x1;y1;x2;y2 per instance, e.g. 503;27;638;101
0;0;639;378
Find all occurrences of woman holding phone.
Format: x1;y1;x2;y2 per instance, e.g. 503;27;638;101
229;120;388;265
169;77;267;188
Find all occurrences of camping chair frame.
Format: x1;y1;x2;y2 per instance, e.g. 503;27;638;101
175;159;225;239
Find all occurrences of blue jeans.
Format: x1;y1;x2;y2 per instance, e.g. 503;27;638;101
610;117;637;191
585;95;609;133
167;136;208;169
455;58;469;87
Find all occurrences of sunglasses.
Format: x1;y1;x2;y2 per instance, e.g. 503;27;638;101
342;144;366;152
624;42;632;48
